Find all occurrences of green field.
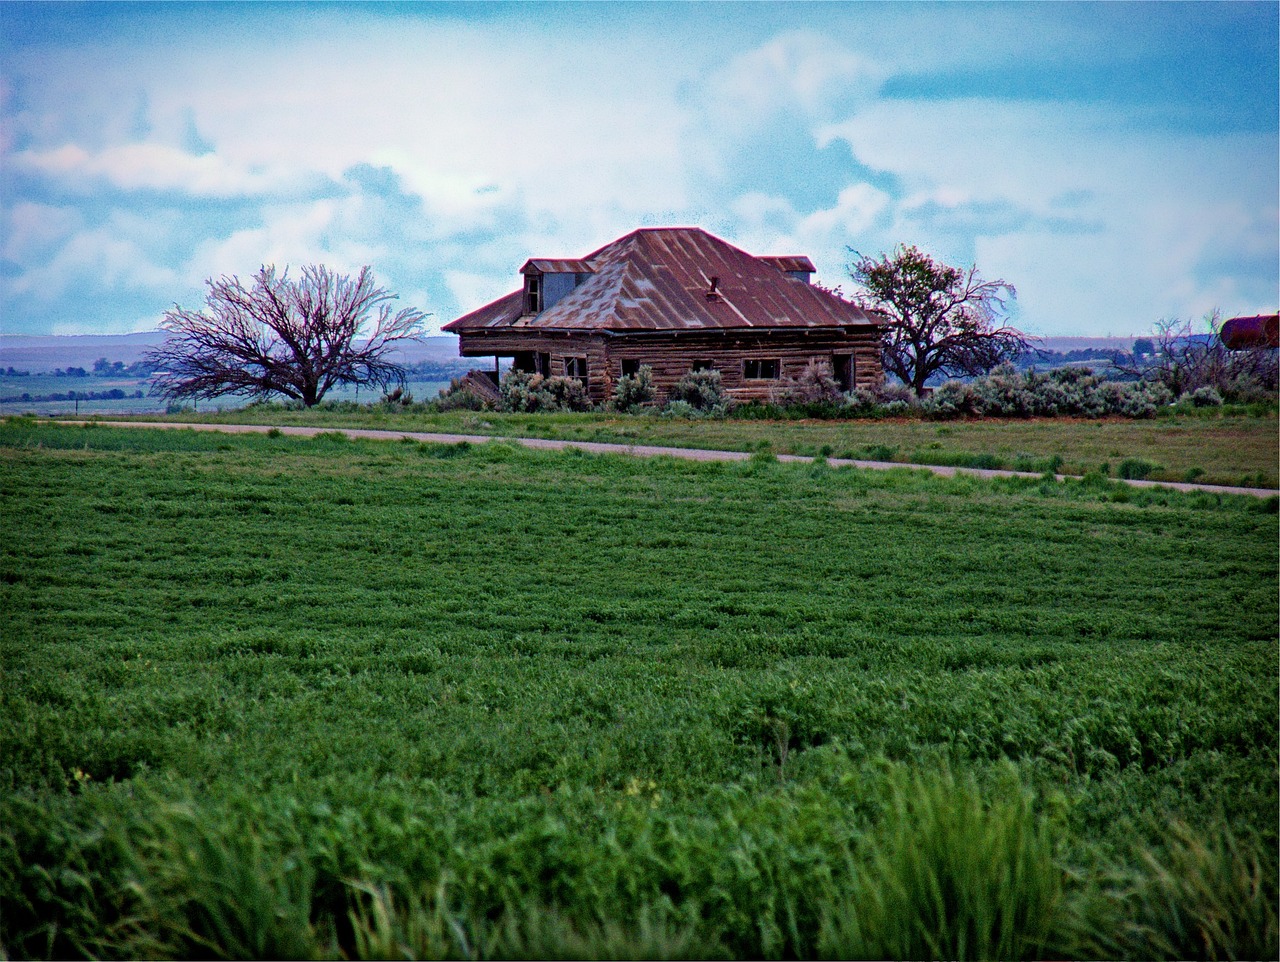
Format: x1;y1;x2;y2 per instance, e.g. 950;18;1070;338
137;406;1280;489
2;421;1276;959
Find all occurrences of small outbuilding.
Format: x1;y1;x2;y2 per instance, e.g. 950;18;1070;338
442;227;885;404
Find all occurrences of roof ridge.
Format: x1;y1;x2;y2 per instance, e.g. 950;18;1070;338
577;226;714;264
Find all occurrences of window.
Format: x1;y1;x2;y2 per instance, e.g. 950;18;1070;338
512;351;551;375
621;358;642;377
743;358;780;380
524;274;542;313
691;359;716;372
564;356;588;381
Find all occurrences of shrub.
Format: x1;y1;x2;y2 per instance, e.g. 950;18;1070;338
1220;372;1278;405
874;381;917;407
659;399;705;419
1184;385;1224;408
541;376;592;412
497;371;593;413
872;382;921;417
843;387;879;414
925;380;980;418
435;378;486;412
612;366;656;412
668;369;733;413
921;367;1174;420
770;362;843;406
879;399;914;416
379;386;413;408
498;370;548;412
970;363;1037;417
1118;457;1160;480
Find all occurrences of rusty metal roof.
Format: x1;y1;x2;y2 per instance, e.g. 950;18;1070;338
444;227;880;333
758;255;816;273
520;259;596;275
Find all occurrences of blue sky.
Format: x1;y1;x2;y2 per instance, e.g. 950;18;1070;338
2;1;1276;337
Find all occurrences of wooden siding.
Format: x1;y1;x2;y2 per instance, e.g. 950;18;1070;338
458;327;883;403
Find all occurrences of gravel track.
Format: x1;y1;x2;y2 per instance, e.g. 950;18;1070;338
52;419;1280;499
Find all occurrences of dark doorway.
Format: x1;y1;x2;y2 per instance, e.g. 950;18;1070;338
832;354;854;392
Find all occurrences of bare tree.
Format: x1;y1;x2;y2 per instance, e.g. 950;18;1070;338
1116;309;1278;401
849;245;1028;396
146;265;427;407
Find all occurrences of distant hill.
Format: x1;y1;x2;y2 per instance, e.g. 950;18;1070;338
1;331;1141;375
0;333;463;373
0;333;168;371
1034;336;1137;353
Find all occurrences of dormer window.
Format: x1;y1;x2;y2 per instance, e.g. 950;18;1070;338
524;274;542;314
520;259;594;315
759;256;815;284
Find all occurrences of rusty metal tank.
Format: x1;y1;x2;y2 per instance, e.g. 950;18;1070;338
1220;314;1279;350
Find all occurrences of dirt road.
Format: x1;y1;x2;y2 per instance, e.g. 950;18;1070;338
54;419;1280;498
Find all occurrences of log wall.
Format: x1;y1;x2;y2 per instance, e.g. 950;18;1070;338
457;327;883;404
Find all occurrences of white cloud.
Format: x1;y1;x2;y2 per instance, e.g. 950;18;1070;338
187;201;345;284
703;30;882;128
7;227;177;302
720;182;897;295
2;202;83;264
444;269;513;315
818;101;1278;333
10;142;324;198
801;183;894;239
124;20;696;226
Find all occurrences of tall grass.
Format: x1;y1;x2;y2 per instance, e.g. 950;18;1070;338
5;768;1274;959
1074;821;1280;961
347;883;715;961
107;800;316;960
817;766;1064;960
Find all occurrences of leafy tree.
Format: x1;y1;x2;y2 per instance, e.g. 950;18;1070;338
146;265;427;407
849;245;1028;396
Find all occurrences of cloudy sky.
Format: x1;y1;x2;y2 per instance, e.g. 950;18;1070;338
2;1;1276;338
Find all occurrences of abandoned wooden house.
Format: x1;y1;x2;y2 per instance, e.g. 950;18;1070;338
442;227;885;404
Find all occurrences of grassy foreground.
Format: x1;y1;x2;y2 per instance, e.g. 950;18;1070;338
2;421;1276;959
118;405;1280;489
